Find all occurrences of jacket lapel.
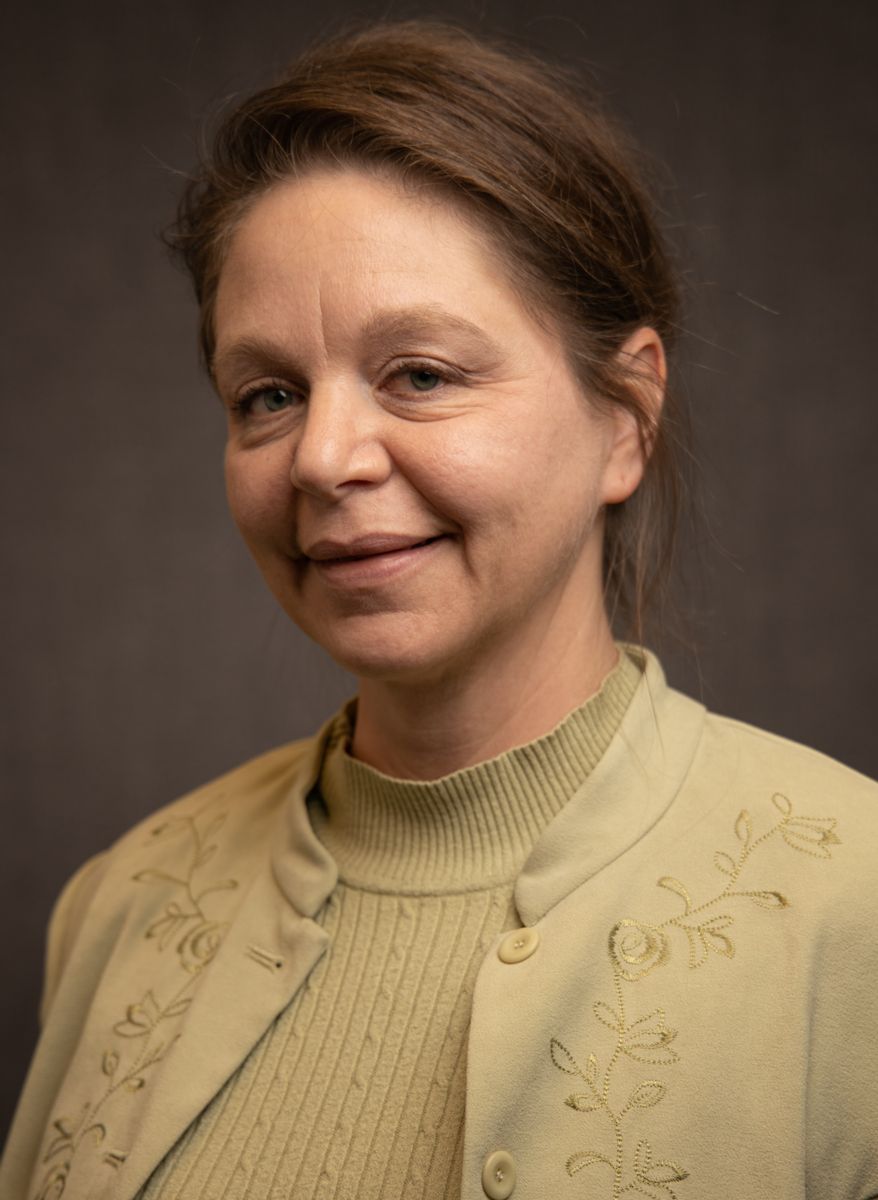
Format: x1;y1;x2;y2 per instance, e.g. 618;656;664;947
113;722;340;1199
114;868;331;1198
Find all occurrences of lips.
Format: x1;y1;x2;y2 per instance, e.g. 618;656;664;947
304;534;444;562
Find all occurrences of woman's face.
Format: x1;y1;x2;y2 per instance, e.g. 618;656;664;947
214;168;645;684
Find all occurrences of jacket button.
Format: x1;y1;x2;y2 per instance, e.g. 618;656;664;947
482;1149;516;1198
497;926;539;964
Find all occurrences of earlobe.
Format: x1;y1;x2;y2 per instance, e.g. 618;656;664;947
600;326;667;506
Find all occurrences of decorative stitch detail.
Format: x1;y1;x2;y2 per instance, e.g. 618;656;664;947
550;792;840;1198
245;944;285;971
33;806;239;1199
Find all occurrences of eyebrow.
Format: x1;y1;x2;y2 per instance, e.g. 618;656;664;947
211;303;505;382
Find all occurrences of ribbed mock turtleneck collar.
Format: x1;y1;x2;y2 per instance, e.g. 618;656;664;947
309;649;641;894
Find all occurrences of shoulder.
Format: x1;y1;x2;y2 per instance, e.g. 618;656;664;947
697;706;878;818
40;735;320;1022
100;734;316;863
679;705;878;916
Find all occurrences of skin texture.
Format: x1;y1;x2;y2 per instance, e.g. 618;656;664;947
213;168;665;779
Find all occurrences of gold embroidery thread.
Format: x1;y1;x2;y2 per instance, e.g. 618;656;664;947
551;792;840;1199
34;806;239;1200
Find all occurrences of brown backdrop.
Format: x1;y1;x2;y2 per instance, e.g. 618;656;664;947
2;0;876;1144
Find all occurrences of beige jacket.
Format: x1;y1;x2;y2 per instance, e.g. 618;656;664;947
2;651;877;1200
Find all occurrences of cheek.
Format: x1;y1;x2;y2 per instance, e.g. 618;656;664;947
224;448;292;548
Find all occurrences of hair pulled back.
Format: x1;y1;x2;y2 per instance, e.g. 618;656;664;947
167;19;687;639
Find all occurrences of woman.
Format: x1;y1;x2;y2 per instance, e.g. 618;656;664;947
2;20;876;1200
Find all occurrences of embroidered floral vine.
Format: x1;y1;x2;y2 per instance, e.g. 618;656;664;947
550;792;840;1200
34;806;239;1200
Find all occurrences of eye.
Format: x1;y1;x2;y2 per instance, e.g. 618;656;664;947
385;361;454;398
407;369;442;392
233;385;298;418
258;387;296;412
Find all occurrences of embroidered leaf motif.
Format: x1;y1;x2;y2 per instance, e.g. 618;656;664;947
627;1081;666;1110
83;1123;106;1146
103;1150;127;1168
196;844;218;868
34;1162;68;1197
713;851;736;877
200;812;227;845
734;809;752;846
44;1134;72;1162
44;1115;77;1162
744;890;789;909
194;879;239;901
642;1162;689;1185
623;1012;679;1065
550;1038;581;1076
657;876;692;913
585;1053;598;1085
164;998;192;1019
566;1150;614;1175
113;1013;151;1039
146;909;190;952
635;1138;689;1186
565;1093;602;1112
112;991;162;1038
680;916;735;967
132;869;186;887
699;916;735;959
101;1051;119;1077
772;792;792;817
593;1000;620;1031
149;816;190;840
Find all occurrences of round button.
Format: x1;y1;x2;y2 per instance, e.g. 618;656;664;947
497;926;540;964
482;1149;516;1199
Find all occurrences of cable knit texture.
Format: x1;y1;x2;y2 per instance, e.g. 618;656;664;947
136;651;640;1199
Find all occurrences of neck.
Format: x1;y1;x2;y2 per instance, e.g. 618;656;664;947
351;609;619;780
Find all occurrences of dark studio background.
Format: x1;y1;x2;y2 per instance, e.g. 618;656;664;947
2;0;876;1145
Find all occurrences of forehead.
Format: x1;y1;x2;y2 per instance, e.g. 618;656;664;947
212;168;559;367
217;170;491;301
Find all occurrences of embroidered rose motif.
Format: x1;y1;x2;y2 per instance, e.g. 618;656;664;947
177;920;228;974
608;919;669;981
553;791;841;1199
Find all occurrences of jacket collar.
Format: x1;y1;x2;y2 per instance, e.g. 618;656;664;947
514;649;706;926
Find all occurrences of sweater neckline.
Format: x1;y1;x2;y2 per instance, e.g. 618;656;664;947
309;649;641;894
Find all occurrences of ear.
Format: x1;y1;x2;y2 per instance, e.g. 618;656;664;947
600;326;667;505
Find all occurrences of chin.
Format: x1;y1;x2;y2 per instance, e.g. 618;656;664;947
306;613;465;686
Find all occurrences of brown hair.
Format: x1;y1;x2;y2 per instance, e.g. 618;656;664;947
167;19;688;640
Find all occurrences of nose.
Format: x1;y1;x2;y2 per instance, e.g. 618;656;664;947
289;379;393;499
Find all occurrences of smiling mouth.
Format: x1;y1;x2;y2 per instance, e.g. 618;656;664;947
323;536;444;564
304;534;447;586
307;535;448;566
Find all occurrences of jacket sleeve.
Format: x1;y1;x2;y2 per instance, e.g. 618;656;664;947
40;851;110;1027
